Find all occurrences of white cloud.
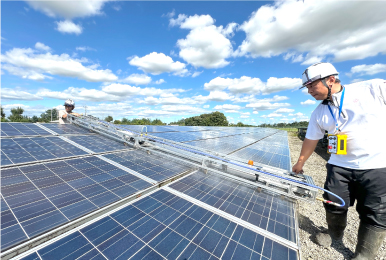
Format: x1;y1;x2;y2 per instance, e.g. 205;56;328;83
102;83;185;97
262;113;283;118
194;91;233;103
121;74;152;85
173;14;236;69
203;105;210;109
128;52;187;76
1;47;117;82
294;112;305;117
37;87;122;102
264;77;302;94
1;64;51;81
350;63;386;76
253;111;258;114
192;71;203;78
155;79;166;84
178;14;215;29
76;46;96;52
246;102;291;111
35;42;51;51
1;104;51;117
301;99;316;105
274;108;294;113
236;1;386;63
240;115;249;119
213;104;241;113
302;88;309;94
204;76;300;95
1;88;43;100
350;78;364;84
134;105;207;118
138;94;198;106
26;0;109;19
56;20;83;35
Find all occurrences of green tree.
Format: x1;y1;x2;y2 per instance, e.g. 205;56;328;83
31;115;39;123
113;119;121;124
105;115;113;122
8;107;30;122
121;118;130;124
184;111;229;126
40;109;58;122
151;119;164;125
1;106;5;119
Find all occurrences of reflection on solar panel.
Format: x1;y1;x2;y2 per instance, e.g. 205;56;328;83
1;137;88;166
0;123;52;137
102;150;192;182
39;123;91;135
66;135;128;153
1;123;300;259
20;189;298;260
0;156;153;250
169;171;296;242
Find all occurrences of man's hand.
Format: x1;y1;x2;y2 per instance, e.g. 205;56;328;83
292;138;318;174
292;161;304;174
70;112;81;117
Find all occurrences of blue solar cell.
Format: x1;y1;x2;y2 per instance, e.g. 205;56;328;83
20;189;298;260
102;150;191;182
1;156;153;249
169;171;297;243
1;137;88;166
1;223;28;251
66;135;127;153
40;123;91;135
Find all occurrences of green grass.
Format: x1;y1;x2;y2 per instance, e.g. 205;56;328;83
271;127;298;132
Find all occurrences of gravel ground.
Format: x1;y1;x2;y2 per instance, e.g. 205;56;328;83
288;132;386;260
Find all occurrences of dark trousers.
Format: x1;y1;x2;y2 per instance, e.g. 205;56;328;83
323;163;386;229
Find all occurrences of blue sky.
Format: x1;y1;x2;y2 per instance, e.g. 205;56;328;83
2;0;386;125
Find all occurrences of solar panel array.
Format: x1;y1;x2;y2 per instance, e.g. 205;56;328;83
1;122;298;260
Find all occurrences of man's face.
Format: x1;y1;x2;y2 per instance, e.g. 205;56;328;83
65;105;74;112
306;80;328;100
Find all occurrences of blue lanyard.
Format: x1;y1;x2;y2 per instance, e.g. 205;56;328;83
328;87;345;132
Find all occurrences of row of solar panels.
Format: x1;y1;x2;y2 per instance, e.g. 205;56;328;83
13;171;298;260
1;123;297;259
1;123;91;137
1;123;290;171
1;123;276;137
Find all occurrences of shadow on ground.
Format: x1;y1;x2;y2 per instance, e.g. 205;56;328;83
298;213;354;259
296;133;331;162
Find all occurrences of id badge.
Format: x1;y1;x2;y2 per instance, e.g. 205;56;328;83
327;134;347;155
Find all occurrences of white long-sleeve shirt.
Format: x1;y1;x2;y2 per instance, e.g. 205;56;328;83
59;110;68;124
306;79;386;169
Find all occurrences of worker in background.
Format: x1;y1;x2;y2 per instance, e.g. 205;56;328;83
292;62;386;259
59;99;80;124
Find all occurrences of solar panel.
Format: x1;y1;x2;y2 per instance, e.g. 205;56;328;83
19;189;298;260
169;171;297;243
102;150;192;182
39;123;92;135
1;137;88;166
65;135;128;153
0;123;52;137
0;156;154;250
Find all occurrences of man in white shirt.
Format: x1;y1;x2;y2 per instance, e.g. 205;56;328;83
292;62;386;260
59;99;80;124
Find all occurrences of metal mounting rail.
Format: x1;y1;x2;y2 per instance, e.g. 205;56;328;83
67;115;318;202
